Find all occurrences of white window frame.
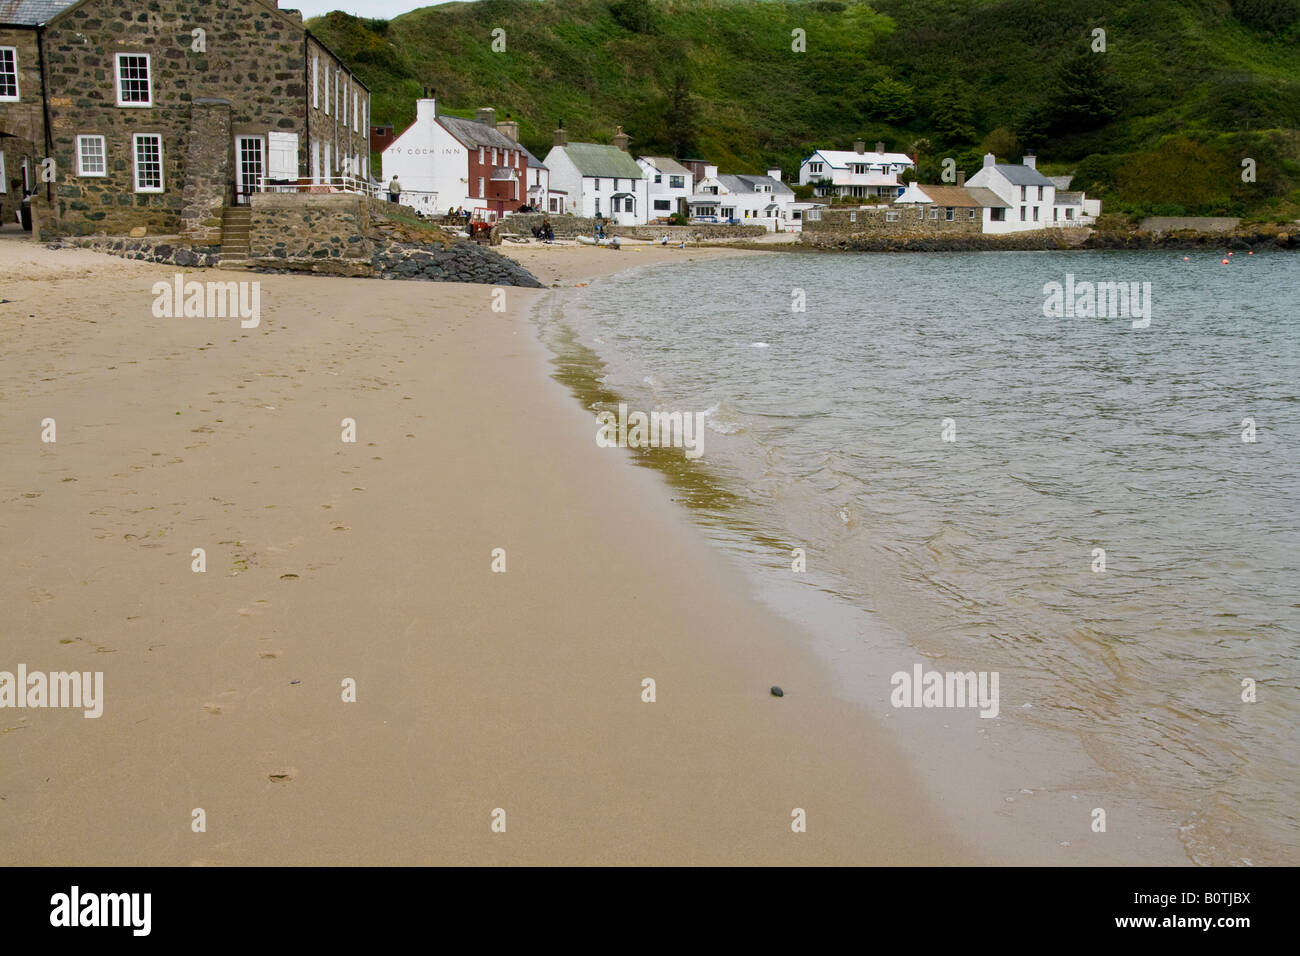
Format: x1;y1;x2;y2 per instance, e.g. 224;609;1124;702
132;133;164;193
324;68;330;115
478;176;484;198
313;55;319;109
0;150;6;193
76;135;107;177
115;53;152;107
0;47;18;102
354;91;360;132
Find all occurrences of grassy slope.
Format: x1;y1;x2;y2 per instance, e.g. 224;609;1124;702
313;0;1300;221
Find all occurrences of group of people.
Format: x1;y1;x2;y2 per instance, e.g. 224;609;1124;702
531;218;556;242
445;206;474;224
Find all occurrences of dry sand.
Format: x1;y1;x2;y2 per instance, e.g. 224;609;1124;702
0;233;973;864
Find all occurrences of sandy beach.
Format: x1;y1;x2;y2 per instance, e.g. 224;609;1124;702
0;234;980;865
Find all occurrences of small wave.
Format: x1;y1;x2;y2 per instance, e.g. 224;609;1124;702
704;400;747;435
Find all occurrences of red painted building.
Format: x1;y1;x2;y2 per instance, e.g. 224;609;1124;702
441;108;527;217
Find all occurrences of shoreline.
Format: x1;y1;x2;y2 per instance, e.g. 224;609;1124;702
1;236;975;864
514;244;1195;866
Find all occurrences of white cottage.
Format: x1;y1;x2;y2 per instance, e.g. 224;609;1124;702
636;156;694;219
965;152;1057;233
543;126;648;224
798;141;915;200
688;166;796;231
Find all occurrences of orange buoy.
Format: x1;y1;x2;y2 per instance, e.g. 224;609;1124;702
1222;258;1229;264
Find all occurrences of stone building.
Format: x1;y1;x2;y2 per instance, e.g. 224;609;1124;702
0;0;370;239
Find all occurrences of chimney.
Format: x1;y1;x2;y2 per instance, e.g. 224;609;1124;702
554;120;567;148
612;125;630;152
1022;151;1036;169
704;164;718;179
476;107;496;126
767;168;782;182
956;169;965;187
875;141;885;154
854;140;866;154
416;97;437;122
497;114;519;142
983;152;995;167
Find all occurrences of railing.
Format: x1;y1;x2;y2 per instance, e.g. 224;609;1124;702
234;175;381;205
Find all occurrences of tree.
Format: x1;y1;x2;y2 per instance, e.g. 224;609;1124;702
1045;53;1120;134
866;78;916;123
666;70;698;158
931;83;977;146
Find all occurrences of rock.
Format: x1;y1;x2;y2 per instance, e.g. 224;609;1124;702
770;686;784;698
129;226;147;238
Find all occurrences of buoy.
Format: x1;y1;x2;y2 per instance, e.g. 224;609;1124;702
1222;258;1229;264
1248;251;1254;255
1228;251;1234;256
1183;256;1189;261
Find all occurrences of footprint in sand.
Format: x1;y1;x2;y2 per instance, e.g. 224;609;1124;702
257;650;281;660
267;768;297;783
279;573;299;581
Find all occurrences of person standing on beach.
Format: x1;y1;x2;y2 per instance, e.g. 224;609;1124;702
388;176;402;204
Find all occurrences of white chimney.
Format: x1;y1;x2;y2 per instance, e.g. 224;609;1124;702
704;164;718;179
983;152;995;168
1022;151;1037;169
416;98;437;122
767;168;781;181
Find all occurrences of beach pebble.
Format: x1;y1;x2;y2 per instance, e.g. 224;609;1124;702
770;686;784;698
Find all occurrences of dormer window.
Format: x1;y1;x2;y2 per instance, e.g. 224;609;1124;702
116;53;152;107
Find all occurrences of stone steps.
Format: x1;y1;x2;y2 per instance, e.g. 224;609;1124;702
220;206;253;264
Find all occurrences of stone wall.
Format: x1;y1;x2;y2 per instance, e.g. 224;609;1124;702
802;205;982;238
247;192;374;274
47;234;220;267
502;213;767;240
179;99;233;245
802;227;1088;252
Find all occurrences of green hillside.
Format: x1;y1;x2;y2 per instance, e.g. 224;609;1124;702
310;0;1300;221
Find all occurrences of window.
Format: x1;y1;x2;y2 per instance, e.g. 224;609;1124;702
76;135;106;176
654;173;662;183
945;207;954;221
654;200;671;210
1019;185;1026;200
1020;206;1026;221
1038;186;1044;200
354;91;360;132
1054;208;1059;221
613;178;619;191
1033;206;1039;221
669;175;684;189
1066;208;1075;220
132;133;163;192
324;70;330;115
929;207;939;220
991;208;1005;222
885;210;899;222
593;178;600;191
478;147;484;164
492;148;498;166
313;55;319;109
0;47;18;101
810;162;823;174
968;208;976;220
849;211;856;222
116;54;152;107
0;150;6;193
478;176;484;198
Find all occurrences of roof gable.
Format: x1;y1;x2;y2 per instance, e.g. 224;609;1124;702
438;114;521;151
0;0;79;25
559;143;644;179
989;163;1054;187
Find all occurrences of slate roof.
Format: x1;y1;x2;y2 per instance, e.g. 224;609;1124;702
810;149;915;168
989;163;1055;187
519;143;547;170
897;184;1009;208
556;143;643;179
1055;191;1084;205
0;0;78;25
1050;175;1074;190
640;156;691;177
438;114;521;152
718;173;794;197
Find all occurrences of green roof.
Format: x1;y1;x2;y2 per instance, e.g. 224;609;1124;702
561;143;644;179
